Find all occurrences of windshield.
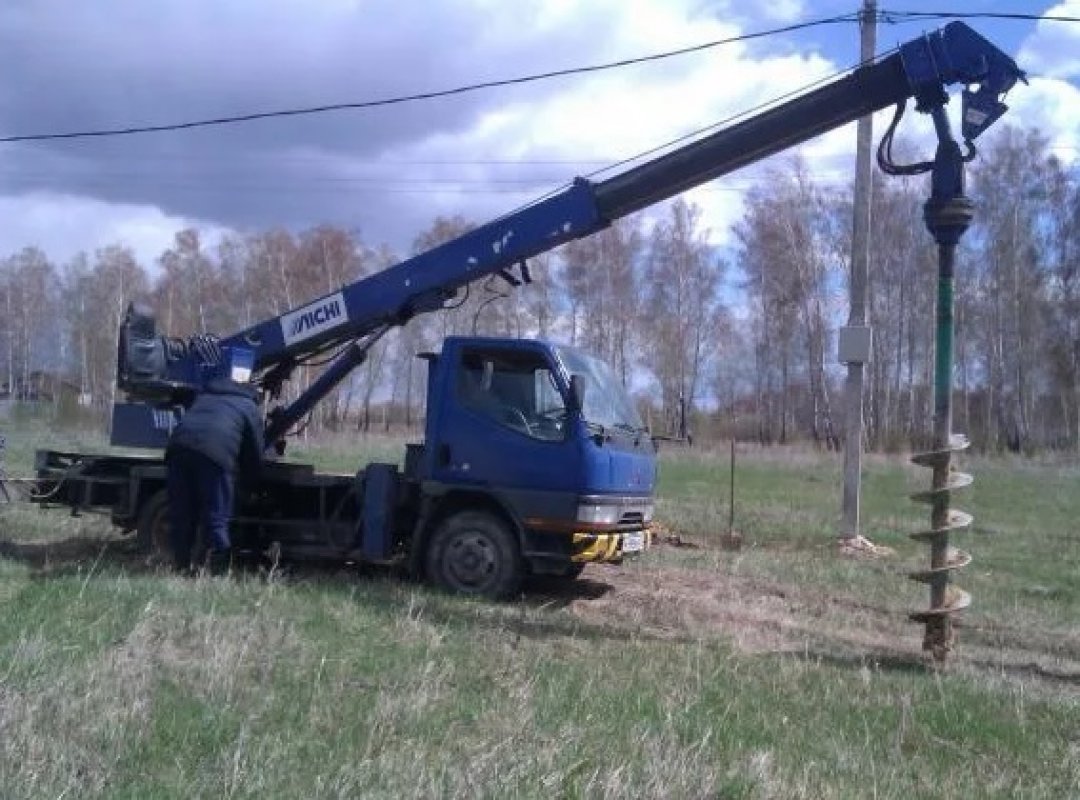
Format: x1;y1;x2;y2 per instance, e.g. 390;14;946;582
554;346;644;432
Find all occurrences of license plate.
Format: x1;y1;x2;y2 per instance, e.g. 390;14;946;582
622;532;646;553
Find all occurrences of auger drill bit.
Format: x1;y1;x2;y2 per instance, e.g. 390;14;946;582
909;434;973;660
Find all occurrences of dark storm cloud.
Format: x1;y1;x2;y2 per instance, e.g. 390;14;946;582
0;0;638;246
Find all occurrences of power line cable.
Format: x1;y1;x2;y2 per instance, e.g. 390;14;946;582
0;165;858;184
6;10;1073;206
0;179;848;196
0;13;859;144
1;10;1072;146
878;9;1080;24
29;154;619;165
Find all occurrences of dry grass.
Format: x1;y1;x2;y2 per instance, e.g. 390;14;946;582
1;426;1079;797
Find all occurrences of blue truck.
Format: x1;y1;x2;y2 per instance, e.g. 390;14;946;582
32;23;1022;598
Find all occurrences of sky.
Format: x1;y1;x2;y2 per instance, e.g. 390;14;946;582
0;0;1077;267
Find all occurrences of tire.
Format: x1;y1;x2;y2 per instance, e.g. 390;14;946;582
424;510;523;600
135;489;172;563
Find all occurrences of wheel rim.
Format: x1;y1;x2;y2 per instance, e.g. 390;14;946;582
444;531;498;592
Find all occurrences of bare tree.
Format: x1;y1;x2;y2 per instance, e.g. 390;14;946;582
75;246;150;409
1043;159;1080;450
3;248;61;399
968;127;1060;452
643;198;724;439
518;251;561;339
737;161;838;445
560;217;644;384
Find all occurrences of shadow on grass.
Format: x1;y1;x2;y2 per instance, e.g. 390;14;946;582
268;559;615;607
774;643;1080;688
982;660;1080;686
524;574;613;605
0;534;151;576
0;533;649;643
776;648;934;676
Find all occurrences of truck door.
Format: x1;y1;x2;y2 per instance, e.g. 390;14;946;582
431;343;580;495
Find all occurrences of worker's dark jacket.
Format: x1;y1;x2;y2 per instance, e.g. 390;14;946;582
166;378;264;475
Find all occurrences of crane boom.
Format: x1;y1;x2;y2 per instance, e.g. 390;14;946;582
113;21;1023;448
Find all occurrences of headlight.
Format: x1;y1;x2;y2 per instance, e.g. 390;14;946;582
576;503;620;526
642;503;655;523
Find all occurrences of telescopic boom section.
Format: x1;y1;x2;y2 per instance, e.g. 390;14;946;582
594;56;910;220
207;23;1021;439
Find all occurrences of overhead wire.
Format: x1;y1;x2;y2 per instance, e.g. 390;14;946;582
2;7;1074;207
3;9;1074;146
877;9;1080;24
0;169;859;191
0;12;860;144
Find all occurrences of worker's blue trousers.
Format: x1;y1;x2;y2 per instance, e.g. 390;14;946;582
165;446;235;570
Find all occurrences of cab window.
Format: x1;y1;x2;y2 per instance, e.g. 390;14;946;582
456;348;568;441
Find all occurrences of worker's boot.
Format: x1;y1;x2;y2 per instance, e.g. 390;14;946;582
173;551;195;577
207;549;232;577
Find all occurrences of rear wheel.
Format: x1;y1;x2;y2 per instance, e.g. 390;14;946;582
424;510;523;599
136;489;172;564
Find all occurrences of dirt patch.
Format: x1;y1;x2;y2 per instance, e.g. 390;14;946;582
565;560;1080;694
567;563;885;655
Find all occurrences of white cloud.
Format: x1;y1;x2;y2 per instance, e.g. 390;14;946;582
0;192;230;267
1002;75;1080;163
364;0;836;245
756;0;806;24
1019;2;1080;79
2;0;1074;263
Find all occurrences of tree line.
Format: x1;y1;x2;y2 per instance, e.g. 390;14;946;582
1;126;1077;453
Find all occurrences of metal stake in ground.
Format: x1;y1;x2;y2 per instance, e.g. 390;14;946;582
721;438;742;550
729;438;735;538
0;432;10;504
908;105;975;662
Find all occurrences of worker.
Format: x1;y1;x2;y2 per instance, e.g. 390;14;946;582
165;375;264;575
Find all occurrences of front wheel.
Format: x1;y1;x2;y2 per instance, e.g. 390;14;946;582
424;511;523;600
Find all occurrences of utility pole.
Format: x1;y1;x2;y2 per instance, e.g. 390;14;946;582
839;0;878;551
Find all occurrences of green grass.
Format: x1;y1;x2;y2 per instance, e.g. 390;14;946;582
2;419;1079;798
654;446;1080;631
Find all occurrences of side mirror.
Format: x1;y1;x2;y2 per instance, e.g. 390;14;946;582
568;374;586;412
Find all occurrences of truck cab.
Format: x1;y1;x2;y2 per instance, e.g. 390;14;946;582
411;336;655;596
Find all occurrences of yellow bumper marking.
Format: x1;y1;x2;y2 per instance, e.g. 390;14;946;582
571;531;649;563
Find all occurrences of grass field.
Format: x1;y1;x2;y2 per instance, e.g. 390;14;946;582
1;421;1078;798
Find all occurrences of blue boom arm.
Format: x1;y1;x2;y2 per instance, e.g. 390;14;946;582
113;22;1023;448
